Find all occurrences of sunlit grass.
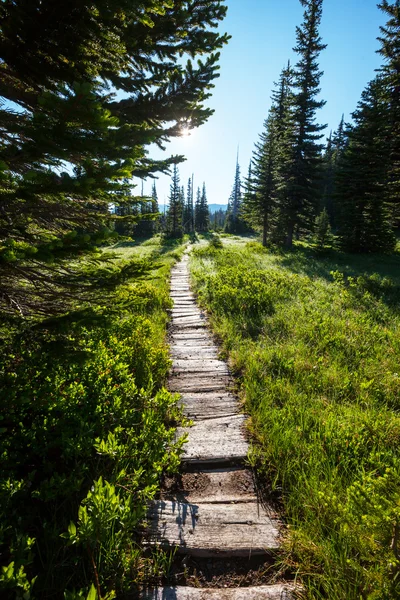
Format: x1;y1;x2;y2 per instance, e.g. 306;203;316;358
189;238;400;600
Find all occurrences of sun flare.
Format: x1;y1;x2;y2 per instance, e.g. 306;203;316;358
180;126;191;138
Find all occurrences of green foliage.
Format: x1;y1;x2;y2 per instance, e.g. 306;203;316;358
314;208;333;249
166;165;184;238
335;77;396;254
0;238;185;598
208;234;223;249
194;183;210;232
0;0;229;314
190;240;400;599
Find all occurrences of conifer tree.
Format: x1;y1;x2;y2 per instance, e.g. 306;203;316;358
151;182;160;233
195;183;210;231
166;165;183;237
377;1;400;215
224;155;246;233
183;177;194;233
243;64;294;245
321;115;346;225
314;208;333;249
276;0;327;247
335;77;395;253
194;187;201;231
0;0;229;314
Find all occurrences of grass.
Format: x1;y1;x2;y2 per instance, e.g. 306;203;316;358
0;234;187;599
189;237;400;600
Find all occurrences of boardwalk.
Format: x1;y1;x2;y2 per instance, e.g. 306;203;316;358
143;252;295;599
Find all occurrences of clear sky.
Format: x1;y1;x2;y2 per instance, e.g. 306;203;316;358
144;0;386;208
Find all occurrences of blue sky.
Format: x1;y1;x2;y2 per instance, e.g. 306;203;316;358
145;0;386;207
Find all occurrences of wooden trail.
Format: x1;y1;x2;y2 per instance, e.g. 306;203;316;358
143;253;294;599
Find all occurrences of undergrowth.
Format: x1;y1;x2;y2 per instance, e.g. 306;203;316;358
190;239;400;600
0;235;186;599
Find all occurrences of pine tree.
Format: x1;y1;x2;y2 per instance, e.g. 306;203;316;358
224;154;246;233
276;0;327;247
166;165;183;237
321;115;347;226
183;177;194;233
377;1;400;218
314;208;333;249
0;0;229;314
195;183;210;231
151;182;160;233
243;64;294;245
194;187;201;231
335;77;395;253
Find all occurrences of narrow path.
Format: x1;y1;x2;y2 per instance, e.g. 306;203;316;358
143;253;295;599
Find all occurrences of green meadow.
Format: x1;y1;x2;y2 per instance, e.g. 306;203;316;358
190;238;400;600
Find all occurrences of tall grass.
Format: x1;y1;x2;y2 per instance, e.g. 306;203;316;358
0;235;186;599
190;240;400;600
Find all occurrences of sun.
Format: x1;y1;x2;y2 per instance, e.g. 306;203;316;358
180;126;191;138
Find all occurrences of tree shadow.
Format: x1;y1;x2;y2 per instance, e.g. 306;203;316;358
278;243;400;286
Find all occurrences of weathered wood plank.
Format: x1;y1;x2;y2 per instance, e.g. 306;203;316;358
177;415;248;465
171;321;207;330
171;348;218;359
169;377;231;393
179;392;238;420
170;342;216;350
171;309;202;315
171;332;211;340
173;359;229;373
145;500;280;556
142;585;296;599
175;468;257;503
172;302;197;307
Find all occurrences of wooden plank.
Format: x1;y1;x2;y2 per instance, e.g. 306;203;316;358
145;500;280;556
171;322;207;330
169;375;231;393
142;585;296;599
177;415;248;465
170;292;194;296
171;348;218;359
172;301;197;306
170;342;216;350
173;359;229;373
179;392;238;420
171;309;201;315
172;317;206;324
175;468;257;503
171;332;211;340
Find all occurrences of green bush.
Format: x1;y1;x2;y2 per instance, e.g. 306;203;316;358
0;244;184;598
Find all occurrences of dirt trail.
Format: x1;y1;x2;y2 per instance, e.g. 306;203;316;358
143;253;296;599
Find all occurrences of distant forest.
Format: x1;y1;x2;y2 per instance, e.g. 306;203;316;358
117;0;400;255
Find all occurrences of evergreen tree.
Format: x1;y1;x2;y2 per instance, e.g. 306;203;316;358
243;64;294;245
377;1;400;223
150;182;160;233
276;0;327;247
194;187;201;231
183;177;194;233
210;208;226;230
166;165;183;237
335;77;395;253
314;208;333;249
195;183;210;231
321;115;346;226
180;185;186;230
0;0;229;314
224;154;246;233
